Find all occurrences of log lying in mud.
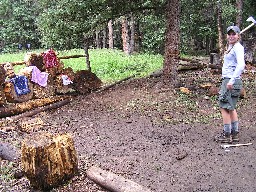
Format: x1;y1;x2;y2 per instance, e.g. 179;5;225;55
11;99;70;122
87;166;152;192
0;96;69;118
21;133;78;190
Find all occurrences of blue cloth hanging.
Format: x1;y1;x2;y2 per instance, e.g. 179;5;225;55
10;75;30;96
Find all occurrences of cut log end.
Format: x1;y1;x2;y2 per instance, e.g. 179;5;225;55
21;132;78;190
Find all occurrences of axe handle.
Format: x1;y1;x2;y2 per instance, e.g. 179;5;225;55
240;23;255;34
221;142;252;149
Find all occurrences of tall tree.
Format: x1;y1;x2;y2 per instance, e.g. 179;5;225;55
236;0;243;27
130;13;135;54
121;16;130;55
163;0;180;87
108;20;114;49
217;1;225;59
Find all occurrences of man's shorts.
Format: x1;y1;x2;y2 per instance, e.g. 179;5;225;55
218;78;242;110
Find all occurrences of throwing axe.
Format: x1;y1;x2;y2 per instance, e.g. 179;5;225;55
240;16;256;34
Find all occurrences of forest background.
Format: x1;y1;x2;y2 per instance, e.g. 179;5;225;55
0;0;255;73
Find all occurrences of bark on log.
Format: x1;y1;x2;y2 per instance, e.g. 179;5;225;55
58;55;85;59
0;87;7;107
0;96;68;118
150;61;205;78
0;55;86;67
0;141;19;161
0;65;6;84
21;133;78;190
87;166;152;192
177;62;205;71
11;99;70;122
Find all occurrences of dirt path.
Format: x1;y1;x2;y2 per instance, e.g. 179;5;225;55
1;67;256;192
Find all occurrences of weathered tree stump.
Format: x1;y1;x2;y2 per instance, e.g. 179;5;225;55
0;65;6;84
73;70;102;94
21;133;78;190
24;52;45;72
0;87;7;107
210;53;220;65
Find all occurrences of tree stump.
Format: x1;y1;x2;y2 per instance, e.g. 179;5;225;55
21;132;78;190
0;87;7;107
0;65;6;84
73;70;102;94
210;53;220;65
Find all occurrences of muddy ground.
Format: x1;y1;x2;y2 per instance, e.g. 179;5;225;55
1;63;256;192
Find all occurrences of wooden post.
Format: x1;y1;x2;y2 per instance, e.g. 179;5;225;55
21;133;78;190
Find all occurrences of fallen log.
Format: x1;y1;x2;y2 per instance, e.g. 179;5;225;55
0;141;19;162
87;166;152;192
10;99;70;122
0;96;68;118
0;55;86;67
58;54;85;59
21;133;78;190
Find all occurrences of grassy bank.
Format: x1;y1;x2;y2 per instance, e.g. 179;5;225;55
0;49;163;84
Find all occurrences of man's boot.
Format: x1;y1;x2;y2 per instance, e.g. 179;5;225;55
215;132;232;143
231;131;239;142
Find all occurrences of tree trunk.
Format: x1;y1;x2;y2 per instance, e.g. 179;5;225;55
83;37;91;71
130;13;135;54
96;30;101;49
236;0;243;27
102;28;107;48
217;1;225;61
21;133;78;190
121;16;130;55
163;0;180;87
108;20;114;49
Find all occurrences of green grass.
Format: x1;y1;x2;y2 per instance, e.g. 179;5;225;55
0;49;163;84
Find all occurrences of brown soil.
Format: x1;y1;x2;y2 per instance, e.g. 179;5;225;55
1;64;256;192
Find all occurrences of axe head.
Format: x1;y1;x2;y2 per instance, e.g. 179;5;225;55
246;16;256;24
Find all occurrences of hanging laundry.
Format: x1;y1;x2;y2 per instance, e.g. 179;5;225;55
10;75;30;96
61;74;73;85
42;48;59;68
30;66;49;87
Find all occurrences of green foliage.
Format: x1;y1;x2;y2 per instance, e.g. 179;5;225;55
139;14;166;54
59;48;163;83
0;161;15;183
0;0;41;52
0;0;255;54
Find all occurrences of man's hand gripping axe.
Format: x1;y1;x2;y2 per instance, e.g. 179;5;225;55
240;16;256;34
